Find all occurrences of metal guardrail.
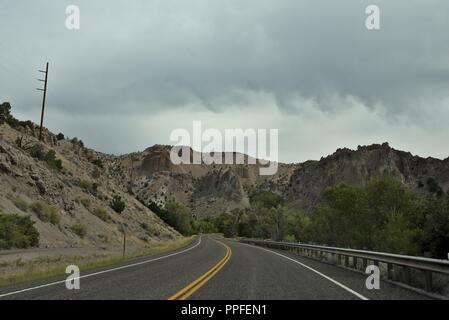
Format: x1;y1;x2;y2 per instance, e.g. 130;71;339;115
240;238;449;296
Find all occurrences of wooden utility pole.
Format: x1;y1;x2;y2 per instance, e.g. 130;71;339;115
37;62;49;141
122;229;126;258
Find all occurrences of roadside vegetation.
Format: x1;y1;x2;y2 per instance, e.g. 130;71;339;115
92;206;110;222
29;201;60;225
12;195;29;212
149;201;193;235
152;176;448;259
0;236;196;286
70;224;87;238
0;214;39;249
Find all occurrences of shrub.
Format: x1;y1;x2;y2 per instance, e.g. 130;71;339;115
98;233;109;243
140;222;149;230
140;222;159;235
93;206;109;222
283;234;296;243
78;180;91;190
78;180;98;193
30;201;60;225
0;214;39;249
70;224;87;238
43;150;63;171
0;102;12;125
92;167;101;179
79;198;91;209
91;159;104;168
12;195;29;212
29;144;45;160
28;146;62;171
0;103;35;129
110;195;125;213
56;133;65;141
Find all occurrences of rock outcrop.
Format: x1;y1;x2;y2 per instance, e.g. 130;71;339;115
284;143;449;212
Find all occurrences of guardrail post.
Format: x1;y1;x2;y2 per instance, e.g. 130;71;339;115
404;267;411;285
424;271;433;292
387;263;394;280
362;258;367;271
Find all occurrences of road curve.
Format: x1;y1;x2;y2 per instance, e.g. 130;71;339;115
0;236;431;300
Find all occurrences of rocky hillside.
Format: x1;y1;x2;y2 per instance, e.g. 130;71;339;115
107;142;449;216
0;104;180;250
284;143;449;212
107;145;295;217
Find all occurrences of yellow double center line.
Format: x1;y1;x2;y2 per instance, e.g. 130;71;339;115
168;239;232;300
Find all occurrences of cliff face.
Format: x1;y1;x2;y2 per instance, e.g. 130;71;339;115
284;143;449;212
107;145;295;216
118;142;449;215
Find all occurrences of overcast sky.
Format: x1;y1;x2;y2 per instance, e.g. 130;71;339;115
1;0;449;163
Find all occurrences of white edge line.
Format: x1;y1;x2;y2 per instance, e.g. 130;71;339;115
239;241;369;300
0;236;202;298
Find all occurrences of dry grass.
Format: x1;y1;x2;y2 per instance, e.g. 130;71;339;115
0;236;196;287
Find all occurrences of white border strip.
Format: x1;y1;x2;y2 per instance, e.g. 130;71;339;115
239;241;369;300
0;236;202;298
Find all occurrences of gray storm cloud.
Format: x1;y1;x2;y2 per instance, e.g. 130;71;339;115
0;0;448;161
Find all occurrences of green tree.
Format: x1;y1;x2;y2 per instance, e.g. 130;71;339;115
165;201;193;235
422;193;449;258
0;102;12;125
309;176;427;255
284;207;311;242
309;184;369;247
193;218;218;234
214;213;236;238
250;191;284;209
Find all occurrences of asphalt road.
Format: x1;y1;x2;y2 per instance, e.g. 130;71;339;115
0;236;431;300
